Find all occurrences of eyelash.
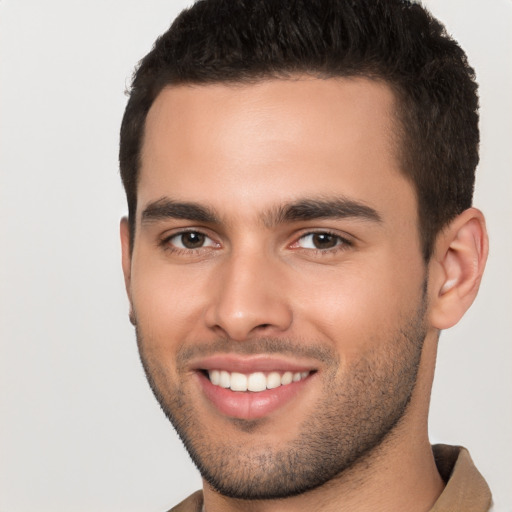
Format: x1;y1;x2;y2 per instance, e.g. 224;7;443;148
159;229;353;256
159;229;220;255
293;231;353;254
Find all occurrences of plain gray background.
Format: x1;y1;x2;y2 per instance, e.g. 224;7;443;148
1;1;511;510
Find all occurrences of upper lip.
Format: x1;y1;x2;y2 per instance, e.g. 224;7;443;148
190;354;318;374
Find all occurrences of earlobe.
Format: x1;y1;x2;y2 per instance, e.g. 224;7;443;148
429;208;489;330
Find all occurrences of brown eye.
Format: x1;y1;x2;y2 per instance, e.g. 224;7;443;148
167;231;217;250
311;233;338;249
180;232;205;248
297;232;345;250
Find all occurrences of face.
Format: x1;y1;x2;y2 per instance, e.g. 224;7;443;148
122;78;430;499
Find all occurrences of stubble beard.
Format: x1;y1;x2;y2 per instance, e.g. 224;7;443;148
135;296;427;500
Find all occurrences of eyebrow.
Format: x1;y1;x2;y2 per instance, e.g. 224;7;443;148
265;198;382;226
141;198;219;224
140;196;381;226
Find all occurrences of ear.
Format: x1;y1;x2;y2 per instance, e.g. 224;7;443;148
428;208;489;329
120;217;136;324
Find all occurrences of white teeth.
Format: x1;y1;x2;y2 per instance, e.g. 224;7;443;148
247;372;267;392
210;370;220;385
207;369;310;392
266;372;281;389
219;370;230;388
230;372;248;391
281;371;293;385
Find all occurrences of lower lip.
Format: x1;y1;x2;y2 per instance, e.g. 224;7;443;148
197;372;312;420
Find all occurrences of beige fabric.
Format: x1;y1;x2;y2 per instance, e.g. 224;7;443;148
430;444;492;512
168;444;492;512
169;489;203;512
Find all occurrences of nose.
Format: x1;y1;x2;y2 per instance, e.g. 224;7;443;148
205;252;293;341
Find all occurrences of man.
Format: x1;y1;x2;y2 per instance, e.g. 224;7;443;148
118;0;491;510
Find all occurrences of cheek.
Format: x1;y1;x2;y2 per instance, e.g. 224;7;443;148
130;258;213;345
291;256;424;354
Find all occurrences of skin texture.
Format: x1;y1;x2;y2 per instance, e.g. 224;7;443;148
121;77;488;512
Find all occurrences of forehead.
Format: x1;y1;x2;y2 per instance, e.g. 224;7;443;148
138;77;415;225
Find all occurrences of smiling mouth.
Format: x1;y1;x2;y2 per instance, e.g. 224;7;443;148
205;370;311;392
196;362;317;420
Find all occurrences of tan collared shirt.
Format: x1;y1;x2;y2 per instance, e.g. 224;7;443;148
430;444;492;512
169;444;492;512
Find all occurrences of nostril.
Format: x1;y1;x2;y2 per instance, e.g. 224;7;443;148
205;298;293;341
